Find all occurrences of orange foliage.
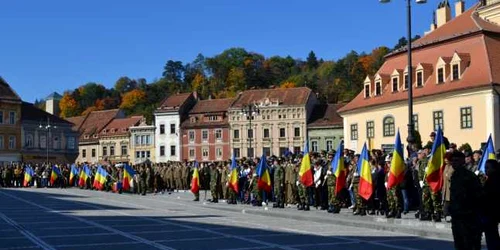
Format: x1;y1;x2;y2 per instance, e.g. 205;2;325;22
280;82;296;89
59;93;79;118
358;56;374;73
120;89;146;110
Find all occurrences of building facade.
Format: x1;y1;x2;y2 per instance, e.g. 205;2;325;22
181;98;234;162
21;102;79;163
307;104;344;153
98;116;142;164
130;119;156;164
228;87;318;158
67;109;124;164
338;1;500;153
154;92;196;162
0;78;22;163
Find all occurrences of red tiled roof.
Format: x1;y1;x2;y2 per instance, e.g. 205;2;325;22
308;104;344;128
101;116;142;137
69;109;123;142
339;6;500;114
231;87;312;108
189;98;235;114
65;115;86;131
157;93;193;111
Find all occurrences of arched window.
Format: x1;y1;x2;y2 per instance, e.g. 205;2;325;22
26;134;34;148
383;116;395;137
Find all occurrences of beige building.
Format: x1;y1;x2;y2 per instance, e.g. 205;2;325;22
98;116;142;164
228;87;318;158
338;1;500;153
130;119;156;164
0;78;22;163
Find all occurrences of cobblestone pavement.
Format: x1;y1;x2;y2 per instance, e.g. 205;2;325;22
0;188;460;250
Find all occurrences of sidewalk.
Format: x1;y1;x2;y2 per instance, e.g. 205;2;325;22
164;191;453;240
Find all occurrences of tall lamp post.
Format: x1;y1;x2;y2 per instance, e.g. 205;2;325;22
240;104;260;158
40;117;56;164
380;0;427;153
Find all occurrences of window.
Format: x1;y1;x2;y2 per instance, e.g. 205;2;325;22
375;81;382;96
263;147;271;157
364;84;370;98
136;151;141;159
0;111;3;124
311;141;318;152
91;148;96;158
121;145;127;156
170;145;176;156
189;131;195;143
53;137;59;149
392;77;398;92
279;128;286;138
216;148;223;159
350;124;358;140
159;124;165;134
103;146;107;156
160;146;165;156
9;111;15;124
433;111;444;131
146;135;151;145
189;148;195;158
248;129;253;139
140;135;145;145
202;130;208;142
233;129;240;139
8;136;15;149
416;71;423;87
202;148;209;159
109;146;115;156
413;114;419;131
135;135;140;145
404;74;409;89
234;148;240;158
208;115;218;121
460;107;472;129
326;141;333;152
383;116;395;137
141;151;146;158
215;129;222;141
366;121;375;138
170;124;176;134
82;149;86;158
146;151;150;158
40;136;46;149
26;135;33;148
263;128;270;138
294;127;300;137
437;68;444;83
452;64;459;80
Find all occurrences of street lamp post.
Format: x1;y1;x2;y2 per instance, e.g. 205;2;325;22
240;104;260;158
40;117;56;165
380;0;426;153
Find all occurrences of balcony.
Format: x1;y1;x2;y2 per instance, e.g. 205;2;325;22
278;137;287;142
293;137;302;141
233;138;240;143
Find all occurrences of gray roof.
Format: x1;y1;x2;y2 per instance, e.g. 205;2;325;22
45;92;62;101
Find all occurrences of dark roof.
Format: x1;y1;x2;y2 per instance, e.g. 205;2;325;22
45;92;62;100
21;102;73;125
157;92;193;111
189;98;235;114
0;77;21;102
308;104;344;128
230;87;312;108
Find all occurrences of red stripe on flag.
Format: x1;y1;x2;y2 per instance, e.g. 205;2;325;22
359;178;373;201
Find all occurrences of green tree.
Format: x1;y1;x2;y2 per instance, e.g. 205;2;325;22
162;60;185;83
306;51;319;70
114;76;137;94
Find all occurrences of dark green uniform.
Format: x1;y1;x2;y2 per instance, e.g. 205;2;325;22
210;166;220;202
273;164;285;208
419;157;442;221
138;167;147;196
326;172;340;213
353;174;366;215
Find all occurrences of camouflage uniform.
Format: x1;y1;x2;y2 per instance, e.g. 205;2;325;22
273;163;285;208
284;162;294;204
419;157;442;221
352;174;366;215
210;166;220;202
326;172;340;213
250;174;262;205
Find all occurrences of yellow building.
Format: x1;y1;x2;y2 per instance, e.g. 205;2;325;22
98;116;142;164
339;1;500;153
129;119;156;164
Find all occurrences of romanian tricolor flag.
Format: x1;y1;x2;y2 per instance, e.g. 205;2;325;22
229;154;239;193
23;166;34;187
122;164;136;191
426;127;446;193
478;134;496;174
112;181;122;193
357;143;373;201
191;161;200;194
50;166;61;186
331;141;346;195
69;164;79;186
387;130;405;189
257;154;271;192
79;165;91;187
299;140;314;187
93;166;108;190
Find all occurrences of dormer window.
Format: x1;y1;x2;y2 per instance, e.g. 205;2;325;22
93;134;98;138
84;135;89;139
404;74;409;90
392;77;398;92
375;81;382;96
364;84;370;98
102;129;107;134
452;64;459;81
416;71;423;87
437;68;445;83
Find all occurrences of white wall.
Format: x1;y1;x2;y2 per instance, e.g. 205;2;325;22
155;112;181;162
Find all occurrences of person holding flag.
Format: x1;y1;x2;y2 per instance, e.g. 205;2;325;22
69;164;79;186
23;166;34;187
477;134;496;185
122;164;136;192
353;143;372;216
50;165;61;187
79;165;91;189
386;130;405;219
227;154;239;205
298;140;313;211
328;141;346;214
191;161;200;201
422;127;446;222
256;154;272;205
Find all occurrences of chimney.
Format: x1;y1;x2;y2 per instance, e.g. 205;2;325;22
455;0;465;17
436;0;451;28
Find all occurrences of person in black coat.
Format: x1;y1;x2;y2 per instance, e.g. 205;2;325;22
483;159;500;250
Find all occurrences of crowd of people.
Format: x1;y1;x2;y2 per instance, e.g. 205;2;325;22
0;132;499;250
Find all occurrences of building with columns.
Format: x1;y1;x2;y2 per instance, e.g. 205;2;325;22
339;1;500;153
0;78;23;163
228;87;318;158
98;116;142;164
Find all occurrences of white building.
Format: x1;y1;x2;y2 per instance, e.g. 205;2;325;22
154;92;196;162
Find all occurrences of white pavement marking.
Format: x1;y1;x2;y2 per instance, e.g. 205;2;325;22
52;241;142;248
0;190;176;250
155;236;227;243
39;232;118;239
0;211;56;250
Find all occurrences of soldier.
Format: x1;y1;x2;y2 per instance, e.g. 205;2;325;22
418;150;442;222
284;157;293;205
138;166;147;196
174;163;182;191
272;158;285;208
221;161;230;200
180;163;187;190
385;156;402;219
209;163;220;203
250;172;262;206
297;156;310;211
325;169;341;213
146;165;153;192
352;155;367;216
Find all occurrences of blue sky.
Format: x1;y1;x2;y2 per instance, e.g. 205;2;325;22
0;0;474;102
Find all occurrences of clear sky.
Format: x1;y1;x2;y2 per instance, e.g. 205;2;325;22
0;0;474;102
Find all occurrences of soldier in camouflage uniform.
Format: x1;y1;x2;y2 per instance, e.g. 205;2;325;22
418;151;442;222
272;158;285;208
284;158;294;205
325;170;340;213
220;162;230;200
209;164;220;203
297;156;310;211
352;163;367;216
385;156;402;218
250;172;262;206
138;166;147;196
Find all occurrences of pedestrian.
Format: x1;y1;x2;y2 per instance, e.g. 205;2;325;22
482;159;500;250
